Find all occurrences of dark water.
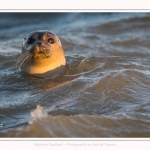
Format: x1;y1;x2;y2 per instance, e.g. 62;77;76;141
0;12;150;137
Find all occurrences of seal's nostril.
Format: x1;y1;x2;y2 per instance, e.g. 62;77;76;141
37;41;45;46
29;45;40;54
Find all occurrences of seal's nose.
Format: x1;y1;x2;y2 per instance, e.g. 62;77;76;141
29;40;47;54
37;40;45;47
29;45;40;54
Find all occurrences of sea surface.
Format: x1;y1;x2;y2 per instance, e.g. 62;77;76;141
0;12;150;137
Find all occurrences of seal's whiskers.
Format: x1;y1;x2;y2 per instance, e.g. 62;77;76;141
17;52;29;68
42;49;53;58
17;51;28;62
17;53;32;71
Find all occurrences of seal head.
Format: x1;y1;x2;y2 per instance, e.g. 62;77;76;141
17;30;67;78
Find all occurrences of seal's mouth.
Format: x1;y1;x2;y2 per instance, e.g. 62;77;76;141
29;45;52;58
32;50;51;58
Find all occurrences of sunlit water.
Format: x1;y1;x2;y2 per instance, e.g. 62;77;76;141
0;12;150;137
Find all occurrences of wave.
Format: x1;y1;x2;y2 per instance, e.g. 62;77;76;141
0;105;150;137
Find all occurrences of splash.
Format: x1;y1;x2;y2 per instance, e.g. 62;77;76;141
28;105;48;124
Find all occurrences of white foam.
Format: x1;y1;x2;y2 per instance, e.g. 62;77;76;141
28;105;48;124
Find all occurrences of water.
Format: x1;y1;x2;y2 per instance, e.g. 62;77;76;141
0;12;150;137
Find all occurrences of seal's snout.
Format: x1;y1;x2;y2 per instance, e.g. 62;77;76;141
30;41;49;54
37;40;50;49
29;45;39;54
37;40;45;47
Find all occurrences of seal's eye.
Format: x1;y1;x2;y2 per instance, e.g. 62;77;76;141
48;38;54;44
27;38;35;44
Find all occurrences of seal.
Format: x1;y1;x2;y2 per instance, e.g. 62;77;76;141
17;30;67;78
